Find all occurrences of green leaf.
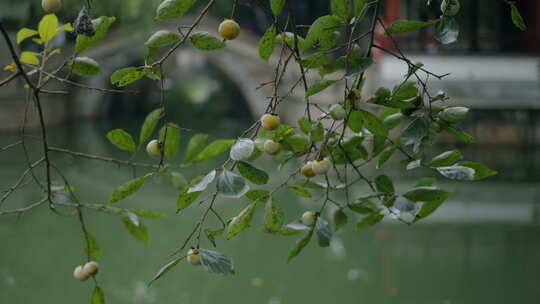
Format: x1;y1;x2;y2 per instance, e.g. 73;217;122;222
358;109;388;137
139;108;163;144
265;199;284;232
510;3;527;31
347;110;362;133
148;256;185;286
304;15;343;51
106;129;136;152
301;53;332;69
349;202;377;214
270;0;287;16
332;0;350;20
75;16;116;53
188;170;216;193
205;228;224;247
435;16;459;44
16;28;38;44
183;133;209;163
287;228;314;262
71;57;101;76
345;57;373;78
377;145;396;169
110;67;148;87
403;186;452;202
237;161;269;185
109;175;147;204
38;14;58;43
122;217;149;244
306;80;338;97
385;19;435;35
428;149;463;167
414;190;452;222
355;213;384;230
85;232;102;260
298;116;312;134
218;170;250;198
190;32;226;51
277;221;310;236
288;186;312;198
437;161;497;180
400;116;431;152
145;30;181;48
156;0;198;21
176;189;202;212
259;25;276;62
91;286;105;304
392;81;418;102
19;52;40;66
315;217;332;247
333;209;348;231
158;123;181;159
375;175;394;193
245;189;270;201
440;122;476;143
227;202;256;239
455;161;497;180
310;122;325;142
415;177;437;187
285;134;310;152
130;209;166;219
354;0;367;18
275;32;308;50
200;249;235;275
194;139;235;162
145;30;181;58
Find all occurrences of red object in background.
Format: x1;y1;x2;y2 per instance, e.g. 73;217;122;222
372;0;400;61
384;0;400;24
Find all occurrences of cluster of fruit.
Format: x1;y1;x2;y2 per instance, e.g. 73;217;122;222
73;261;99;281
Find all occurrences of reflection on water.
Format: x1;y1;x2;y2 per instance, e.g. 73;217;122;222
1;118;540;304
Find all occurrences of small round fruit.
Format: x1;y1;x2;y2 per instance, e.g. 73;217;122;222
42;0;61;13
73;265;89;281
263;140;281;155
441;0;460;16
254;138;267;151
82;261;99;277
301;211;316;226
438;106;469;123
260;114;280;131
312;158;331;175
301;161;316;178
218;19;240;40
187;248;201;266
329;104;346;120
146;139;162;157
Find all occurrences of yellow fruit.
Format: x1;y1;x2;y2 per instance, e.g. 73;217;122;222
301;161;316;178
301;211;316;226
187;248;201;266
260;114;280;131
263;140;281;155
82;261;99;277
312;158;331;175
146;139;162;157
218;19;240;40
42;0;61;13
73;265;89;281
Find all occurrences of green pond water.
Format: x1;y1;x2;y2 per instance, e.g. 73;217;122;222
1;116;540;304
